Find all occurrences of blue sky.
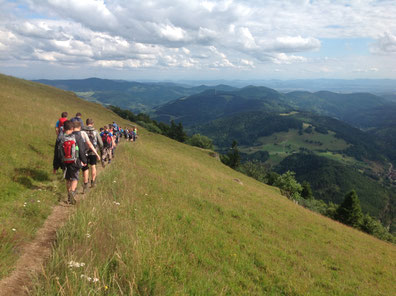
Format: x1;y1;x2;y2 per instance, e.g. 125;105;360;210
0;0;396;80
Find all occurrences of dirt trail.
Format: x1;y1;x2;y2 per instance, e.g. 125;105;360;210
0;163;106;295
0;202;73;295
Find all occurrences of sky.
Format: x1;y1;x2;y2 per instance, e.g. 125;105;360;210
1;0;396;80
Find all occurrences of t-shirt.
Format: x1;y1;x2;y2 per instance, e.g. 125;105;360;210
71;117;84;127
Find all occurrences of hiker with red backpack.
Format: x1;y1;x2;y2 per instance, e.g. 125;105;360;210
53;120;87;204
55;112;68;136
100;126;114;167
82;118;103;190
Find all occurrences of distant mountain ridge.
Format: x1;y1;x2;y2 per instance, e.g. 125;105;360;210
34;78;237;113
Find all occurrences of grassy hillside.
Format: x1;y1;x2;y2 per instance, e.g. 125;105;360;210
1;74;395;295
0;74;133;279
32;126;396;295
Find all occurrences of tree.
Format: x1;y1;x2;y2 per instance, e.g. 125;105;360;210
301;181;313;199
274;171;302;201
221;140;240;169
187;134;213;149
168;120;187;143
335;190;363;228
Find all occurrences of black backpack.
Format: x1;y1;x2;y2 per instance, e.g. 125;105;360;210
86;130;97;148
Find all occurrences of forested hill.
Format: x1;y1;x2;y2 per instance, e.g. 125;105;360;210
35;78;236;113
153;87;292;125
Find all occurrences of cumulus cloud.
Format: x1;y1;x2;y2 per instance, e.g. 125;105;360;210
371;32;396;54
1;0;396;77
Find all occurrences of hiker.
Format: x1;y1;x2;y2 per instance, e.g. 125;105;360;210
101;126;114;167
108;124;117;158
53;120;87;204
71;112;84;128
82;118;103;190
124;128;129;141
55;111;68;136
129;128;134;142
132;126;138;142
73;121;101;193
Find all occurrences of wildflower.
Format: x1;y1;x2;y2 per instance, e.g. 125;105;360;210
105;285;109;290
86;233;91;238
12;228;16;232
113;201;120;206
113;180;116;183
144;193;148;196
37;200;40;203
93;278;99;283
68;261;85;268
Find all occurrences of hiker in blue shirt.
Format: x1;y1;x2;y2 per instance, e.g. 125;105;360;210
70;112;84;128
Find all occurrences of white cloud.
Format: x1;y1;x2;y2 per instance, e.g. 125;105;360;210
156;24;187;42
1;0;396;78
266;36;321;53
272;53;307;64
371;32;396;54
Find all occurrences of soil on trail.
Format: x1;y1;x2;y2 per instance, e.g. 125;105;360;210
0;201;75;296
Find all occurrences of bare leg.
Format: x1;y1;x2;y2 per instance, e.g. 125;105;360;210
70;180;78;192
83;169;89;184
91;165;97;181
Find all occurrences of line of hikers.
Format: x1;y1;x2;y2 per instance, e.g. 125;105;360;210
53;112;138;204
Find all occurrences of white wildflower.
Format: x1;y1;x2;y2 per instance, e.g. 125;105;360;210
12;228;16;232
86;233;91;238
113;180;116;183
93;278;99;283
68;261;85;268
113;201;120;206
37;200;40;203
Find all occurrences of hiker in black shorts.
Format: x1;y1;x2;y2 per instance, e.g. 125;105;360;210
53;120;87;204
82;118;103;190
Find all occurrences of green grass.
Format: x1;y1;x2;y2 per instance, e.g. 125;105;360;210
240;129;353;166
32;132;395;295
1;74;395;295
0;74;134;279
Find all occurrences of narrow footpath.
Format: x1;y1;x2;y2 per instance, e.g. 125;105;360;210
0;158;110;295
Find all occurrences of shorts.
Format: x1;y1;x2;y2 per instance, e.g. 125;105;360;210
82;155;97;171
64;164;80;181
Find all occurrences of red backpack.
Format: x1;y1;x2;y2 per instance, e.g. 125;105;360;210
59;117;68;127
102;132;112;148
59;134;78;164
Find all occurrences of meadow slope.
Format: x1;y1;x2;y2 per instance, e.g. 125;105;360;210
0;74;133;279
34;132;395;295
0;74;394;295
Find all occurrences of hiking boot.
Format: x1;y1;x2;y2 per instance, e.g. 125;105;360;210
91;179;96;188
67;191;76;205
82;183;89;194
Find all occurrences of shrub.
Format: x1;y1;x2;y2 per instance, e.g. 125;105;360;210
186;134;213;150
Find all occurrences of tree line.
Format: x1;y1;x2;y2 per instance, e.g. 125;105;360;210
220;141;395;243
